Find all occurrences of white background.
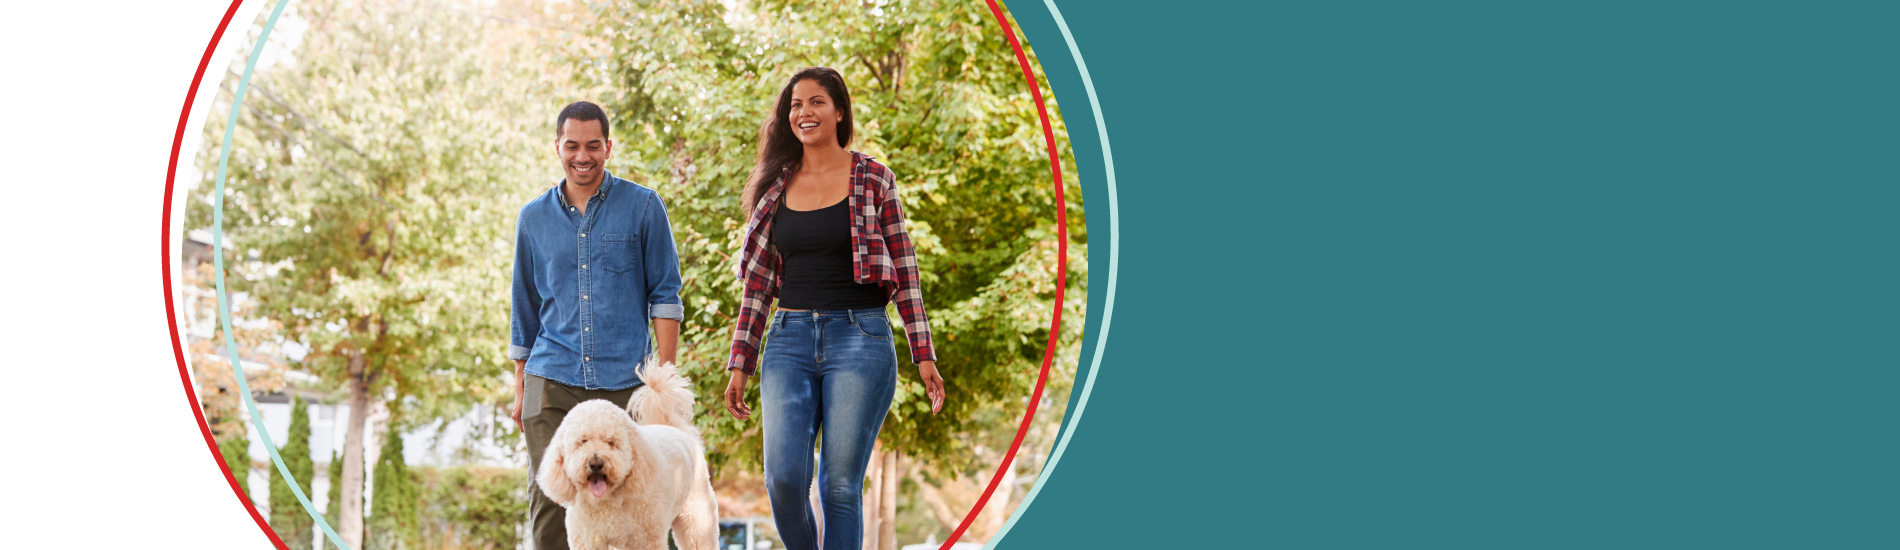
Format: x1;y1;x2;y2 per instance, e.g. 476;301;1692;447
0;1;281;547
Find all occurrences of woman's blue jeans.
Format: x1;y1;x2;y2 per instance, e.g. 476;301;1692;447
760;307;899;550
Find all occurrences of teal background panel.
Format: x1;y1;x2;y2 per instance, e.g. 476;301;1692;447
1001;1;1899;548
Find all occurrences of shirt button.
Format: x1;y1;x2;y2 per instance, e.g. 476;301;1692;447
580;232;587;238
582;264;587;269
584;356;590;361
583;295;589;300
584;327;590;332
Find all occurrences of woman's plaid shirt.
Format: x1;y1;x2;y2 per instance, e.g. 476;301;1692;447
727;152;937;375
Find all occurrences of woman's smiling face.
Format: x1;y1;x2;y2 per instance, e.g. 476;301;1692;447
787;78;843;148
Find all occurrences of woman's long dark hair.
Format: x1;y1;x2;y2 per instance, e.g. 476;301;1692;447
742;67;854;217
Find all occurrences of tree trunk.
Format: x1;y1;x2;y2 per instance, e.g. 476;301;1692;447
879;451;898;550
907;469;960;532
339;351;370;550
863;445;882;550
905;454;1018;543
975;455;1016;542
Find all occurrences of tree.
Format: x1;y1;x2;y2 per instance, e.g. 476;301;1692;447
221;434;254;503
196;0;1084;544
192;0;556;545
270;395;317;550
324;451;344;550
368;425;421;550
573;0;1085;542
573;0;1084;472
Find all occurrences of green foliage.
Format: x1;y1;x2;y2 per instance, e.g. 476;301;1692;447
221;434;253;502
199;0;1086;542
416;465;529;550
190;0;553;436
324;451;344;550
572;0;1085;473
368;430;421;550
270;396;317;550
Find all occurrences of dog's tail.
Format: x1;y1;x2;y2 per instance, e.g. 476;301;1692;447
629;360;697;432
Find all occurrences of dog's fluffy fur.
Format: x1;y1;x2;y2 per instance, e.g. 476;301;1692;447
537;362;718;550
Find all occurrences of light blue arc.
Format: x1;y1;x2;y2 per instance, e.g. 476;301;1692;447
210;0;353;548
985;0;1117;547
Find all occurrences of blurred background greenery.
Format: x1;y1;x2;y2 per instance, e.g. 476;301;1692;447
185;0;1082;548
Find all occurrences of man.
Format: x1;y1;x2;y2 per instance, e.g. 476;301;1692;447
509;101;685;550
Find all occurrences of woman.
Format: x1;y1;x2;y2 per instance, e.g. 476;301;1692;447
724;66;947;550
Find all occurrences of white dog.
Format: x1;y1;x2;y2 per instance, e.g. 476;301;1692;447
537;362;718;550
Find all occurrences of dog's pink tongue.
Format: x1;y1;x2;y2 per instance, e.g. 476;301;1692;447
589;479;608;497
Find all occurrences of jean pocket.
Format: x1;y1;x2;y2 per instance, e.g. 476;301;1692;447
853;316;893;340
522;375;544;419
601;233;638;273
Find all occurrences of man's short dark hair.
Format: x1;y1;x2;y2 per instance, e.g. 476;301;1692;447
556;101;610;141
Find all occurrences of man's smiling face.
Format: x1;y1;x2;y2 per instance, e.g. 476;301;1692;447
557;118;612;188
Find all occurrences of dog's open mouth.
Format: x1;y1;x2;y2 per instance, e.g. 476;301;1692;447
587;472;609;497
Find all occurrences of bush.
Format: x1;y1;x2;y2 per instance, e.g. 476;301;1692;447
415;465;528;550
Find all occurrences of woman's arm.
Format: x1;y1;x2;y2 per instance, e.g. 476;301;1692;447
878;169;936;365
724;233;779;419
727;257;777;376
878;166;944;414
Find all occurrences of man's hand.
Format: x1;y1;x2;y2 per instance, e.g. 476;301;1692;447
510;395;523;432
511;359;527;431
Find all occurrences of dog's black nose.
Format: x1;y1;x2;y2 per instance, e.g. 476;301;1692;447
587;456;604;472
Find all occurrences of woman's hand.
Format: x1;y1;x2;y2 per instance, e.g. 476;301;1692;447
723;370;753;420
918;360;945;414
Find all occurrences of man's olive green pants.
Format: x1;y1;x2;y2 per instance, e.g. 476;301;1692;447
523;373;637;550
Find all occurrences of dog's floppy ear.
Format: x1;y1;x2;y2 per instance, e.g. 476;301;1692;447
536;432;578;505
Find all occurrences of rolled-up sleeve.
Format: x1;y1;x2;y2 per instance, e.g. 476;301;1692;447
643;192;685;321
509;212;542;360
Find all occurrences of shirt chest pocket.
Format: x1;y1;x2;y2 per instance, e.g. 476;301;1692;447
600;233;640;274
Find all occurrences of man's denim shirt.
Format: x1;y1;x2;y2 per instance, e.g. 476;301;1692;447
509;173;684;390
